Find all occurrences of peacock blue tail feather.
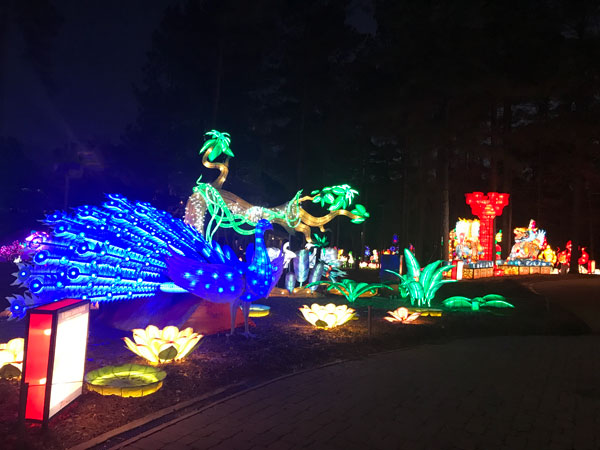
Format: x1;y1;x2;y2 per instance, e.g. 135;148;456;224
9;194;225;317
166;256;246;304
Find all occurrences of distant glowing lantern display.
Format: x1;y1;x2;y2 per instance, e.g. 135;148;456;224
578;247;589;266
495;230;503;260
123;325;203;365
539;245;557;265
557;241;572;266
465;192;509;261
508;220;547;260
20;299;90;425
450;218;481;262
299;303;355;329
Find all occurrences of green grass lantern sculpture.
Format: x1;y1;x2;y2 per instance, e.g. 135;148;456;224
386;249;455;308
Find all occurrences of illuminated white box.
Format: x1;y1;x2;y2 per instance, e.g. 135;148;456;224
20;299;90;426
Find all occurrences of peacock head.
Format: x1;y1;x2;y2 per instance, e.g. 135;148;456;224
255;220;273;236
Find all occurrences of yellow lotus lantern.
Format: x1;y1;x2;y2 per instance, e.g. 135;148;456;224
299;303;355;329
0;337;24;374
123;325;203;364
385;307;420;323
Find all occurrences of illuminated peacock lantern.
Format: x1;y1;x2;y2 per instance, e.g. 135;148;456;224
7;194;283;336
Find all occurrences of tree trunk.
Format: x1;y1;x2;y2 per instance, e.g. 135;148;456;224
489;102;498;191
401;167;408;250
0;2;10;136
211;36;224;127
588;183;594;259
569;174;583;274
441;146;450;260
297;83;307;187
536;148;543;219
415;153;425;261
506;203;513;256
500;99;513;257
501;158;513;257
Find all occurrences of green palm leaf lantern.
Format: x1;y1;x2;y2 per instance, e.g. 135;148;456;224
199;130;234;161
307;279;392;302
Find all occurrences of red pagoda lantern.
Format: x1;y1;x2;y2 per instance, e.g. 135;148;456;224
465;192;509;261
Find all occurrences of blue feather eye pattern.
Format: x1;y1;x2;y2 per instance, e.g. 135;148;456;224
7;194;216;311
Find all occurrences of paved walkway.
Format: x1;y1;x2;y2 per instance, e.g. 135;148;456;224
528;278;600;333
117;335;600;450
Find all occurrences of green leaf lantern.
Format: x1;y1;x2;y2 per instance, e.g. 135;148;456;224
307;278;393;302
199;130;234;162
312;234;330;249
442;294;515;311
385;249;455;307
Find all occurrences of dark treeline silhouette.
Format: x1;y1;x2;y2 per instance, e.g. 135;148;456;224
1;0;599;270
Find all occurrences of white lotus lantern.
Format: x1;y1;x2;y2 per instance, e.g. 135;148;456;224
123;325;203;364
299;303;355;329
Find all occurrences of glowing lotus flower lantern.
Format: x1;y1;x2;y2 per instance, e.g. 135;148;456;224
299;303;355;329
0;337;24;373
123;325;203;364
385;307;420;323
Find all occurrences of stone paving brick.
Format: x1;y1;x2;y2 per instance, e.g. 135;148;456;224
524;426;550;447
573;427;596;450
465;416;487;435
151;430;189;445
176;433;206;446
525;436;550;450
160;442;191;450
241;430;283;447
183;408;228;427
548;429;575;450
512;412;535;432
504;432;529;450
188;434;224;449
125;437;165;450
208;435;254;450
118;443;147;450
449;430;480;450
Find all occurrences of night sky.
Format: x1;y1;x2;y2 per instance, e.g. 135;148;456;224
1;0;599;264
2;0;177;149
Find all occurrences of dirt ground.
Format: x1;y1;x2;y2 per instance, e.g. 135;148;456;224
0;274;590;450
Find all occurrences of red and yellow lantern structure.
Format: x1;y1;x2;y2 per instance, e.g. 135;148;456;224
465;192;509;261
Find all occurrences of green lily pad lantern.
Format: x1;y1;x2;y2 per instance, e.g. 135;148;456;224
85;364;166;398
